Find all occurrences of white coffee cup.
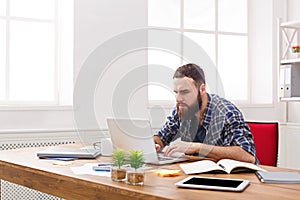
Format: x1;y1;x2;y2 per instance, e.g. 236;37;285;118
101;138;113;156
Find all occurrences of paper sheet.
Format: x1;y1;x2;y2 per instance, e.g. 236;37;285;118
70;163;111;177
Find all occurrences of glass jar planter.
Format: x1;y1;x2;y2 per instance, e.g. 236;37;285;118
126;168;145;185
111;166;127;182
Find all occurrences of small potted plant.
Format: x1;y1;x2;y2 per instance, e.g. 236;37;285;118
111;149;127;182
126;150;145;185
292;45;300;53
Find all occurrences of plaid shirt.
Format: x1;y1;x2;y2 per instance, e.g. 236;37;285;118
154;94;258;163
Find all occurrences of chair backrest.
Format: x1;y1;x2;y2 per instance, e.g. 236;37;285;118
246;122;278;166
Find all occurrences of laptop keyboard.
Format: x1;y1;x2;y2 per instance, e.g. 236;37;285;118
158;155;173;161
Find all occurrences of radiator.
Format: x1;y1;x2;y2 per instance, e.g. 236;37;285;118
0;139;76;200
1;181;62;200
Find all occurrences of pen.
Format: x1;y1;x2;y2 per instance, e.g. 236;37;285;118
97;163;113;166
92;166;111;172
255;171;263;182
219;164;226;170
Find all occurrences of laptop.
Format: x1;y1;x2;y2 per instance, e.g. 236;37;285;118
37;146;102;159
107;118;188;165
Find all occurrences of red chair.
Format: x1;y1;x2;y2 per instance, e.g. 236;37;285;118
246;122;279;166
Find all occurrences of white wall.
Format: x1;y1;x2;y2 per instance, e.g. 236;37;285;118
286;0;300;21
73;0;148;130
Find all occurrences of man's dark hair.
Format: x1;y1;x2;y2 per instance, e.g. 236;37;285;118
173;63;206;86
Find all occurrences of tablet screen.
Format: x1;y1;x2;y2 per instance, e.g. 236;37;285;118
182;177;243;188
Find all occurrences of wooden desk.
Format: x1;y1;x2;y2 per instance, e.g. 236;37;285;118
0;147;299;200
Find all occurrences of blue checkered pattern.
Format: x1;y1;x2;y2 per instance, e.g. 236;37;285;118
154;94;258;163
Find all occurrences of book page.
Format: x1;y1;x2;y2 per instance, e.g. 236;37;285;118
217;159;266;174
180;160;225;174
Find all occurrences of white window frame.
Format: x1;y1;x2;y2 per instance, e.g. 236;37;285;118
0;0;73;109
148;0;275;108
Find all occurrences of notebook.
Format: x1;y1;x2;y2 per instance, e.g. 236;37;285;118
255;171;300;184
37;146;102;159
107;118;188;165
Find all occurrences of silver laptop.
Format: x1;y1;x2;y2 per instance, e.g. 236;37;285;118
37;146;101;159
107;118;188;165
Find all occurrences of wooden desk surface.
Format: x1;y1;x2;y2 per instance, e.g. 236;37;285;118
0;147;300;200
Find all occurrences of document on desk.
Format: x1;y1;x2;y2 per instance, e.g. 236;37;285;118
70;163;111;177
255;171;300;184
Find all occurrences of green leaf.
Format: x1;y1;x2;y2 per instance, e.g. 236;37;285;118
128;150;144;169
112;149;126;168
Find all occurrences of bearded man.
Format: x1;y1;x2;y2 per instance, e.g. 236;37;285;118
153;63;257;164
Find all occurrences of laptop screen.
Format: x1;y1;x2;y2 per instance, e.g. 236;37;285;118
107;118;158;163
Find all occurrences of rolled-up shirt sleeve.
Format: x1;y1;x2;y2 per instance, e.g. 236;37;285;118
223;110;258;163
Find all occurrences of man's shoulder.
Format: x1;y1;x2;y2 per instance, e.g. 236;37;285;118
209;94;240;112
209;94;233;106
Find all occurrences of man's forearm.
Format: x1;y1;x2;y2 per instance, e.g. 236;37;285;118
198;144;255;163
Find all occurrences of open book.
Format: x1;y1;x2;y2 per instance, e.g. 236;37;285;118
180;159;266;174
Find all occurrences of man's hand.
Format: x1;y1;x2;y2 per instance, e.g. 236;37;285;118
164;140;200;156
155;144;161;151
153;136;164;152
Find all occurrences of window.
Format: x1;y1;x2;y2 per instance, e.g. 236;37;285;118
148;0;249;104
0;0;73;106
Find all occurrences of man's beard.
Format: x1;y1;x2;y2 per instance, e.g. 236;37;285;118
177;92;202;120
